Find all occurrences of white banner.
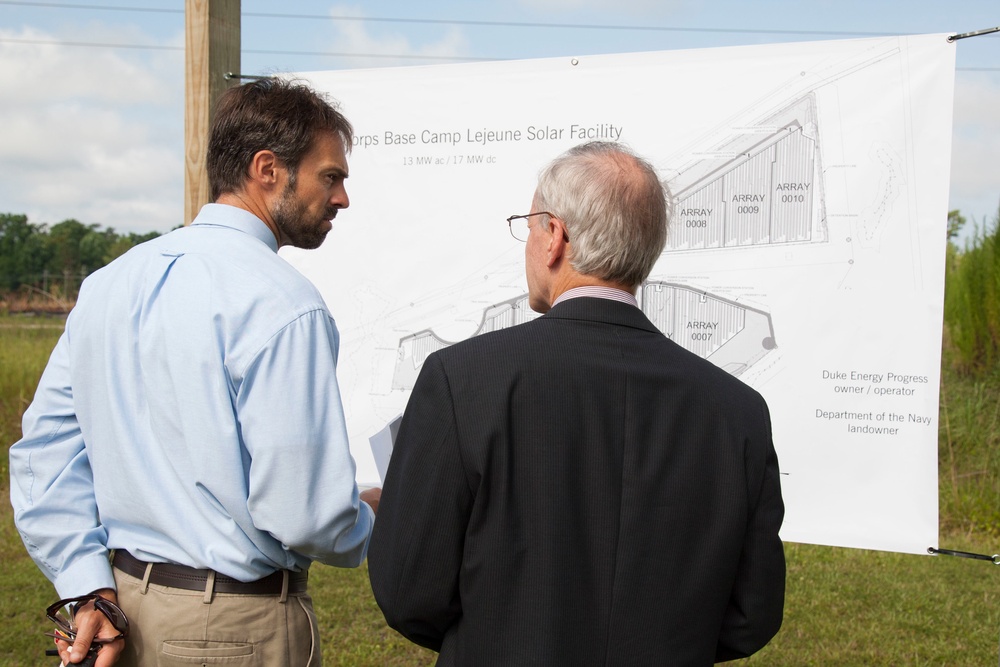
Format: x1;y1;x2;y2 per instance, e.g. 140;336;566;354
287;34;955;555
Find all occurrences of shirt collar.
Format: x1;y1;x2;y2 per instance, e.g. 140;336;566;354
191;203;279;253
552;285;638;308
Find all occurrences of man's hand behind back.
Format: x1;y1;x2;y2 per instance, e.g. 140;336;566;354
53;589;125;667
361;487;382;515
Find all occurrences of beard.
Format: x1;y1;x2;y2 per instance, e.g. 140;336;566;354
272;178;337;250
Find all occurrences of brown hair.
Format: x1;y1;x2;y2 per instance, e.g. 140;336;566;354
206;78;354;200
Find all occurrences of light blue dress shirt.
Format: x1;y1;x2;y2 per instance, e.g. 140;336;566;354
9;204;374;597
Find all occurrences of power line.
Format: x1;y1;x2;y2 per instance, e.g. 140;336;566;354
246;49;493;62
0;36;496;60
0;36;996;70
0;36;497;61
0;0;179;13
246;12;904;38
0;1;996;68
0;0;928;38
1;36;179;50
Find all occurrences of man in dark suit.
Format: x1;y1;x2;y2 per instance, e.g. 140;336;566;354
368;141;785;666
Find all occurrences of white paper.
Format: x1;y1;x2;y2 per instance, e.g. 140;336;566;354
288;34;955;555
368;414;402;485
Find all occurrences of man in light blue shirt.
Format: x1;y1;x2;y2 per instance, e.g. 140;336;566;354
9;78;379;667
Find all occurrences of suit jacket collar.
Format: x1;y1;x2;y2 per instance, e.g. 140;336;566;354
542;296;661;334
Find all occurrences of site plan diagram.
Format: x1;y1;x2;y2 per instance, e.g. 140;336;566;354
289;33;955;555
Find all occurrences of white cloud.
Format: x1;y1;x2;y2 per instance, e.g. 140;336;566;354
2;105;181;226
948;74;1000;226
0;27;176;106
0;8;470;235
0;26;183;234
318;5;470;69
515;0;679;14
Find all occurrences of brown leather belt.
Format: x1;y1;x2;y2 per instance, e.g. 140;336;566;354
112;550;307;595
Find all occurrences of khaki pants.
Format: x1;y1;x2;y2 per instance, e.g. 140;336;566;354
113;566;321;666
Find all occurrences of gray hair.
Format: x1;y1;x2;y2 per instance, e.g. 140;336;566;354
534;142;670;287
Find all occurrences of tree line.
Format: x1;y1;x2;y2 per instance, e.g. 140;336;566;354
0;213;162;296
1;207;996;365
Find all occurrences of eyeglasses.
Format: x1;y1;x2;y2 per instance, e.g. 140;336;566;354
45;594;130;646
506;211;568;242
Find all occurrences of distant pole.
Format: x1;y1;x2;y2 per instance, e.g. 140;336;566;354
184;0;240;225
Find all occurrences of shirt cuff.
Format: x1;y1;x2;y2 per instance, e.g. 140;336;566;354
52;551;117;599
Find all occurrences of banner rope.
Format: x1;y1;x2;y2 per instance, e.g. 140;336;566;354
948;26;1000;42
927;547;1000;564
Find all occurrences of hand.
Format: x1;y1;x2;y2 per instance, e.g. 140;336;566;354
360;487;382;515
52;589;125;666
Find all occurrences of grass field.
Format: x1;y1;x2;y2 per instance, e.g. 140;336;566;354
2;314;998;665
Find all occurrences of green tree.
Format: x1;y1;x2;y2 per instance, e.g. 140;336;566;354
943;203;1000;374
0;213;50;290
104;230;161;264
105;237;135;263
0;213;165;299
947;209;966;241
79;227;115;271
45;219;96;276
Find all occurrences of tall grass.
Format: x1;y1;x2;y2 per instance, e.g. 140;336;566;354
0;316;63;482
939;206;1000;540
938;362;1000;538
0;316;67;665
944;204;1000;375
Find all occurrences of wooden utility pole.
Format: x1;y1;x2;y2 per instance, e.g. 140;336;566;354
184;0;240;225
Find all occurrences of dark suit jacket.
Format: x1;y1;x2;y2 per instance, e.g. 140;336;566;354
368;297;785;666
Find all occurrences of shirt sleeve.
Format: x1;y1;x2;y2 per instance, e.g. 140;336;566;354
367;353;473;651
9;330;117;598
236;309;375;568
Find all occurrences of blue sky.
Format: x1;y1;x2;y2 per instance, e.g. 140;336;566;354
0;0;997;237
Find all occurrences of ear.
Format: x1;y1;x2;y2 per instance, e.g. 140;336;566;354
248;150;283;190
545;217;569;268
